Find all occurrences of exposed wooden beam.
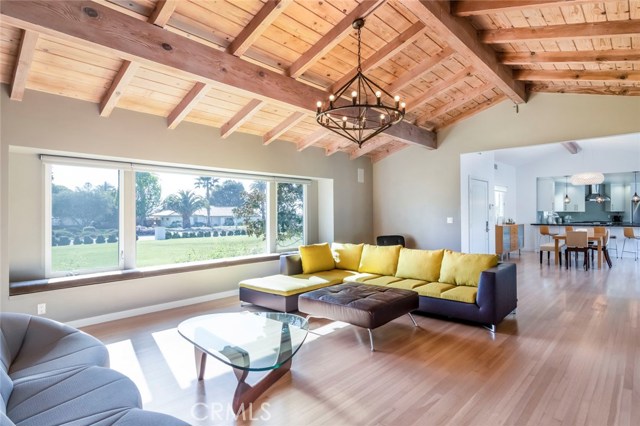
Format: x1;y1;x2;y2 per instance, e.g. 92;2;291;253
385;46;455;94
499;49;640;65
263;112;307;145
403;0;526;104
349;136;394;159
99;60;140;117
481;20;640;44
406;66;475;112
561;141;581;154
420;82;495;124
297;128;331;151
370;143;408;163
288;0;385;79
329;21;426;94
382;120;437;149
10;29;39;101
452;0;595;17
514;69;640;84
324;140;351;156
528;84;640;96
439;94;508;129
167;82;211;129
1;1;434;148
220;99;265;138
228;0;292;57
148;0;177;27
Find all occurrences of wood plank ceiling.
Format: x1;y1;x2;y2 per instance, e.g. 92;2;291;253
1;1;639;162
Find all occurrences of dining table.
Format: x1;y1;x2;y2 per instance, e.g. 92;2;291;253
553;232;605;268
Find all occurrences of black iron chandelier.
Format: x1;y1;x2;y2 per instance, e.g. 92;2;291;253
315;18;405;148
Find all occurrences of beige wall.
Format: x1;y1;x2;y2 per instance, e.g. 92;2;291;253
0;89;373;321
374;93;640;250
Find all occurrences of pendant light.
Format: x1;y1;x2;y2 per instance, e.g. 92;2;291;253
563;176;571;204
633;171;640;203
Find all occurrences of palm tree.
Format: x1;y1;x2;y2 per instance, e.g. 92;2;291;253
194;177;219;226
164;190;205;228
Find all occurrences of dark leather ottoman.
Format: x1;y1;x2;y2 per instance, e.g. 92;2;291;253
298;283;419;351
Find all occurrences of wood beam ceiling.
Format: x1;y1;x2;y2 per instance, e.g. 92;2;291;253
1;1;434;149
402;0;527;104
349;136;393;159
328;20;426;94
227;0;293;57
288;0;385;79
99;60;140;117
419;82;495;126
528;84;640;96
297;128;331;151
514;69;640;84
499;50;640;65
384;46;455;94
406;66;475;113
167;82;211;129
452;0;595;16
263;112;307;145
370;143;408;163
481;20;640;44
438;94;507;129
148;0;177;27
10;29;38;101
220;99;265;138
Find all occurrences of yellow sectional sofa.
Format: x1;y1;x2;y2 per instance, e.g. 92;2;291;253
239;243;517;330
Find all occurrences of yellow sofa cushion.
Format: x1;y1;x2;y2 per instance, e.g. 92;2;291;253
299;243;336;274
358;244;402;276
387;279;428;290
439;251;498;287
414;282;456;298
239;271;346;297
360;276;403;286
440;286;478;304
343;272;381;283
331;242;364;271
395;248;444;282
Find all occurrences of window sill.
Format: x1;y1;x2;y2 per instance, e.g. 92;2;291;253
9;253;281;296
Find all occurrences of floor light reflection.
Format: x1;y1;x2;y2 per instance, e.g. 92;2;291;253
105;340;152;404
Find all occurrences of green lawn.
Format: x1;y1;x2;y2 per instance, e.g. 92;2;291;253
52;236;266;272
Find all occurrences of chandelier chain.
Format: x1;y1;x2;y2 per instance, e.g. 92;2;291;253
357;26;362;72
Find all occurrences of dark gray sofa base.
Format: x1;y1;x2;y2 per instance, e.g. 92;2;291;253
239;287;299;312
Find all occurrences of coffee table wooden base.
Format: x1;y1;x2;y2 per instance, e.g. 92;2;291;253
194;347;292;414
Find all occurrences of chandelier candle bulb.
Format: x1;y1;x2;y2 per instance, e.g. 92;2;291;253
394;95;400;108
329;94;335;108
401;102;406;113
351;91;357;105
316;101;322;113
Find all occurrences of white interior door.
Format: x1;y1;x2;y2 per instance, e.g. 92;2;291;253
469;178;490;253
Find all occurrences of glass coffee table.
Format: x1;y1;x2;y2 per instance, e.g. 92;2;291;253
178;312;308;413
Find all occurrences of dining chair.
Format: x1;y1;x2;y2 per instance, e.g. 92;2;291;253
621;227;640;261
564;226;573;232
565;230;590;270
589;230;613;268
538;225;558;247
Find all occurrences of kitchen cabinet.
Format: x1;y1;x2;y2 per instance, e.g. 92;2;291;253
495;224;524;259
554;183;585;212
606;183;625;212
537;178;555;212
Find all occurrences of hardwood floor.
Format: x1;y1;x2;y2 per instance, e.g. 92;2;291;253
83;252;640;426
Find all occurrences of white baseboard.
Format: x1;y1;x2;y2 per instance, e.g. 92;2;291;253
67;289;239;328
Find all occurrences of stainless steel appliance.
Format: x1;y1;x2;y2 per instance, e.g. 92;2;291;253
633;201;640;224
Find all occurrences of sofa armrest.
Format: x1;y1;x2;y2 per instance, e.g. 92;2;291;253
476;263;518;324
279;253;302;276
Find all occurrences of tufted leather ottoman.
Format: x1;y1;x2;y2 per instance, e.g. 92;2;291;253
298;283;419;351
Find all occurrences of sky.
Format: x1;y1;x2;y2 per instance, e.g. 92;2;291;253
51;165;253;199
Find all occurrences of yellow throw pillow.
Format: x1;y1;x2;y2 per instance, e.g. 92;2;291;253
299;243;336;274
395;248;444;282
331;242;364;271
439;250;498;287
358;244;402;276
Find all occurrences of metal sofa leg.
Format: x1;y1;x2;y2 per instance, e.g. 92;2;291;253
408;313;418;327
367;329;374;352
483;324;496;333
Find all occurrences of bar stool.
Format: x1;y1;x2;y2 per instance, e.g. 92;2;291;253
621;227;640;260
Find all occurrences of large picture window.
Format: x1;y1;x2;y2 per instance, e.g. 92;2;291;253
44;156;308;278
49;164;121;275
136;172;267;267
